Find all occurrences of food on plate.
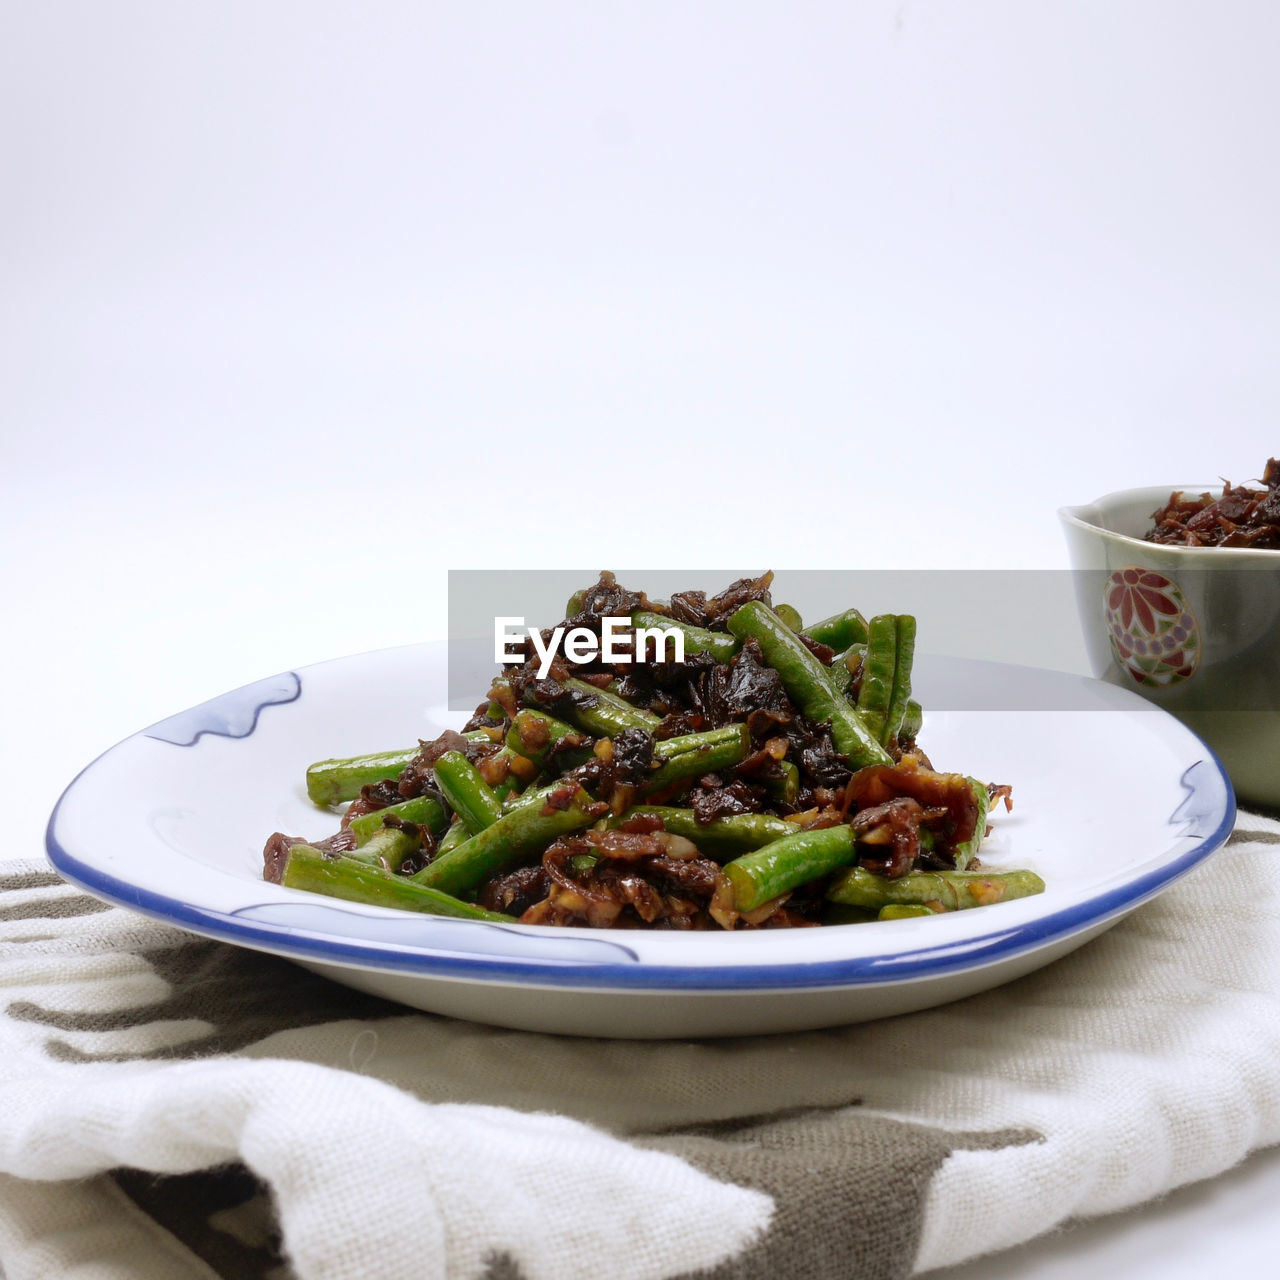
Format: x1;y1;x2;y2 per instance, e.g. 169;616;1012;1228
263;573;1037;929
1143;457;1280;548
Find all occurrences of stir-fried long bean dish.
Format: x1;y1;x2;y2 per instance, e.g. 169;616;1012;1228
264;574;1041;929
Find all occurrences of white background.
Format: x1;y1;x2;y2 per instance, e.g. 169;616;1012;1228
2;2;1276;1275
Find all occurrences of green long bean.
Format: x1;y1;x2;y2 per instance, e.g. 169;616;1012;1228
950;778;989;871
856;615;917;749
282;846;509;921
506;725;750;804
651;724;747;761
722;824;857;912
804;607;869;651
432;751;503;834
900;698;923;742
877;904;940;920
826;866;1045;911
631;610;740;662
727;602;891;769
305;730;494;807
348;794;448;846
306;749;419;807
883;616;916;747
340;824;420;871
607;806;796;857
557;678;661;736
856;615;897;746
764;759;800;805
435;817;469;855
826;657;852;696
774;603;804;632
413;786;603;897
643;724;750;793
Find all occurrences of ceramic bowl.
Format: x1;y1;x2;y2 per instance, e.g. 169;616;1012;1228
1060;484;1280;810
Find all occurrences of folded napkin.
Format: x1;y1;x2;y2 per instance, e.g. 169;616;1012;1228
2;812;1278;1280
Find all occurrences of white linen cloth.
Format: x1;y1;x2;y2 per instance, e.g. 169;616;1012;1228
0;811;1276;1279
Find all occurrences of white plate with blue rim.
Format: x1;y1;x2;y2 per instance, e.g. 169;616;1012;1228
46;643;1235;1038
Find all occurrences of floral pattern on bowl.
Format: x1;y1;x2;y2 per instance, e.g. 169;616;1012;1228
1104;568;1200;687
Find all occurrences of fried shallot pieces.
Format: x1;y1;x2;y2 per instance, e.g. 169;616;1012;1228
506;818;817;930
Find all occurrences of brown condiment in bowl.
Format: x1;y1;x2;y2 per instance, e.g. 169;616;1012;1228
1144;457;1280;548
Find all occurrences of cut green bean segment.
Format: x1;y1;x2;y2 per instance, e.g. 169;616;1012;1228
804;608;869;651
652;724;747;761
559;678;661;735
282;847;509;921
643;724;750;793
826;643;863;697
432;751;503;834
878;903;939;920
436;818;469;855
882;616;916;748
722;824;857;913
502;785;549;814
854;615;916;749
305;749;418;807
763;759;800;805
827;657;852;696
343;824;420;871
826;866;1045;911
305;729;493;808
606;806;796;855
856;615;897;746
774;603;803;632
348;794;447;846
727;602;891;769
900;698;923;742
950;778;989;871
413;787;602;897
630;610;740;662
505;709;592;770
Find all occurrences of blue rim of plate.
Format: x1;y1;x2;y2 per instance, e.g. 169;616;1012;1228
45;663;1237;993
